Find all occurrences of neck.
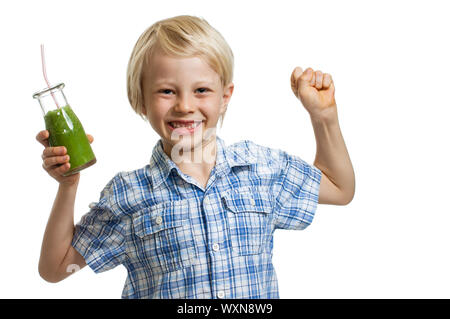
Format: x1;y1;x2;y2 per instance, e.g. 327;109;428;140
162;136;218;186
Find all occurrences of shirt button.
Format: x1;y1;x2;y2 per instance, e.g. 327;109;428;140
88;202;97;209
204;197;210;206
155;216;163;225
212;243;220;252
217;291;225;299
249;198;256;206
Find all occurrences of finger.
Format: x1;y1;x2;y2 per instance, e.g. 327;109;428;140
329;79;335;94
56;162;71;175
315;71;323;89
323;73;332;89
48;162;71;176
86;134;94;144
43;155;70;168
36;130;50;147
325;74;335;93
43;146;67;158
299;68;314;89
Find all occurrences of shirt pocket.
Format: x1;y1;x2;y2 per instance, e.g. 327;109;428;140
131;200;197;274
222;187;273;256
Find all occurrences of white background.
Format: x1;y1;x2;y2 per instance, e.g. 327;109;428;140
1;0;449;299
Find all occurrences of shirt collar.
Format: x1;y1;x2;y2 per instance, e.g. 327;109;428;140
148;139;179;190
148;135;257;189
215;136;257;176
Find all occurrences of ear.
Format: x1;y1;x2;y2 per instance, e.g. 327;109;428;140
221;82;234;113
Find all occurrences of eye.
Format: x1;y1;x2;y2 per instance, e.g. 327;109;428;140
196;88;209;94
159;89;174;95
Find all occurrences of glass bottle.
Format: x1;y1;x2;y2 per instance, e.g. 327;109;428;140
33;83;96;176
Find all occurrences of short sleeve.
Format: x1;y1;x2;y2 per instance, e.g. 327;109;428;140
272;151;322;230
71;178;128;274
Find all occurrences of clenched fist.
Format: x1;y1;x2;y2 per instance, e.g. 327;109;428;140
291;67;337;122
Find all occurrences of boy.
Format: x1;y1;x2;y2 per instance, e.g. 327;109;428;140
36;15;355;299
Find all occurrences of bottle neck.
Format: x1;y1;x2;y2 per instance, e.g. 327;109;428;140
33;84;69;116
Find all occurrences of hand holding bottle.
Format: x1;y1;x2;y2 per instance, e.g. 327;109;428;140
36;130;94;186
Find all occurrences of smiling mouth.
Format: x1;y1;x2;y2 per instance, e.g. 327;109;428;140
168;121;203;129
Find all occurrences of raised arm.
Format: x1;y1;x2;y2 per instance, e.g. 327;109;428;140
290;67;355;205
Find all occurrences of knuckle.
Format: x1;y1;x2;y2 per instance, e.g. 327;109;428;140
59;164;69;174
44;157;52;167
55;156;62;165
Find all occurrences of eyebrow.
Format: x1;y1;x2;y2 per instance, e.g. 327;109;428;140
154;80;215;86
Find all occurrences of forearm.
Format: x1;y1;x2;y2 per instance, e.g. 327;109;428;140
311;114;355;202
39;181;78;280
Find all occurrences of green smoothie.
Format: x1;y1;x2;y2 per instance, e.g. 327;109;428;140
44;104;96;176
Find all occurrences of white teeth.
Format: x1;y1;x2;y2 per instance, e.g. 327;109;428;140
170;121;201;129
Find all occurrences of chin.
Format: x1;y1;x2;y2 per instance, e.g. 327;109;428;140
171;132;204;148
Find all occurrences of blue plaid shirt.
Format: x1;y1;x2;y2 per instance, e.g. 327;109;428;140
71;136;322;299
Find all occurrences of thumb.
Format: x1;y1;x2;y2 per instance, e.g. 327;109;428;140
87;134;94;144
291;66;303;96
293;66;303;80
298;68;314;90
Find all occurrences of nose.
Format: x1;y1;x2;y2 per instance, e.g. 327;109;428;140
173;93;195;113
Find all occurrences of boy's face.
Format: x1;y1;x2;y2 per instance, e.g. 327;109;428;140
142;47;234;159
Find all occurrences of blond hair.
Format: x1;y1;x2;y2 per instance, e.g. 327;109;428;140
127;15;234;125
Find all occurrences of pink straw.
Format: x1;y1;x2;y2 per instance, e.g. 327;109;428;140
40;44;60;108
